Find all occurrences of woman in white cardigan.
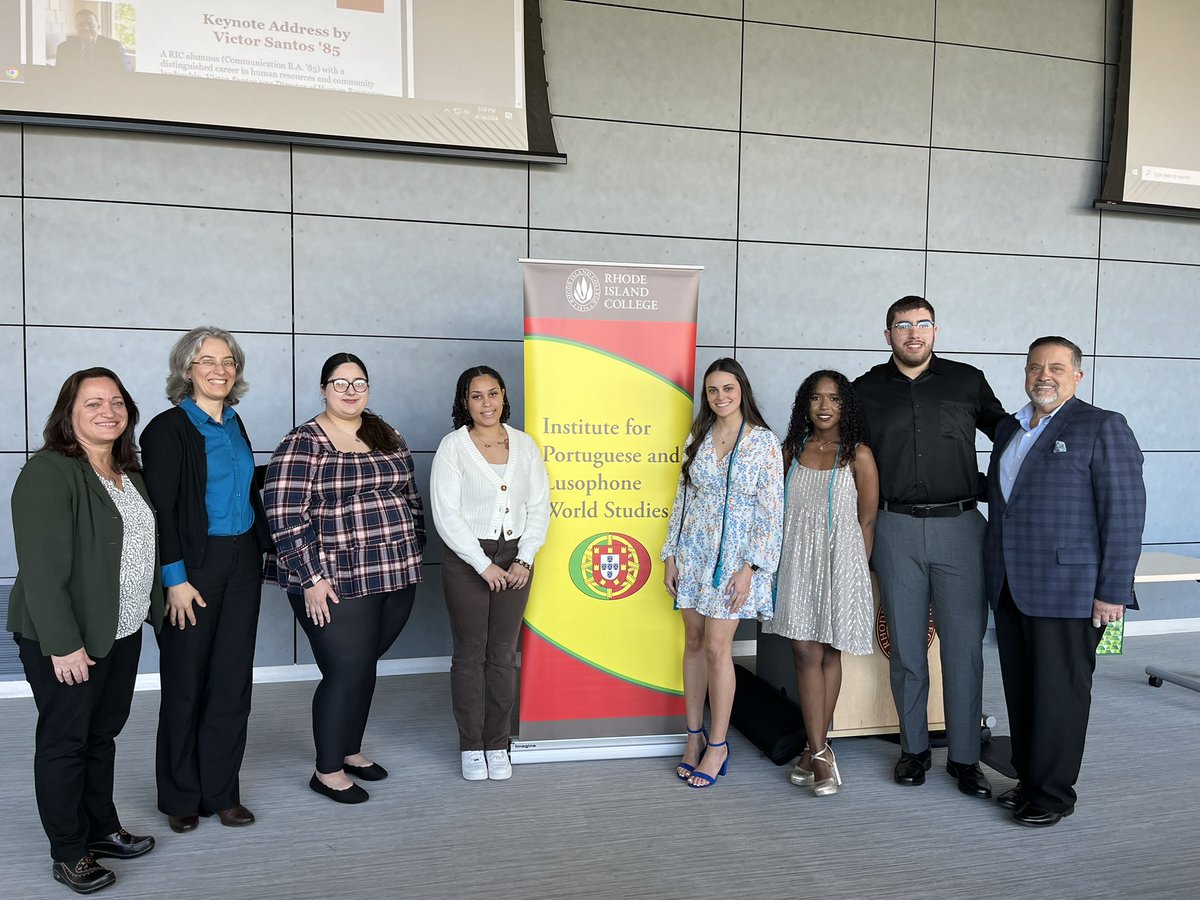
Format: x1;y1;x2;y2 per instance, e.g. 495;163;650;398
431;366;550;781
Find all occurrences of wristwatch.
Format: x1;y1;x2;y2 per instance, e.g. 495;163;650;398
747;563;760;572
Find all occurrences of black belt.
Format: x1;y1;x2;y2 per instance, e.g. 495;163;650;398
880;499;977;518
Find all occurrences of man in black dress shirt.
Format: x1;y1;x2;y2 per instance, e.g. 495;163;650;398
855;296;1006;798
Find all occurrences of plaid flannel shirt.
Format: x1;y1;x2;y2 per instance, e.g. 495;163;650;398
264;421;425;599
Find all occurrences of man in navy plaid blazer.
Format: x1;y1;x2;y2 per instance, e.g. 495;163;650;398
984;336;1145;827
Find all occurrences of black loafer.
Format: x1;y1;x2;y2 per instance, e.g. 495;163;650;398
996;785;1026;810
343;761;389;781
309;773;369;804
87;828;155;860
894;750;932;785
946;760;993;798
1012;800;1074;827
52;855;116;894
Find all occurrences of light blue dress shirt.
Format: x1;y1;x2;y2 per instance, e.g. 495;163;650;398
998;401;1061;501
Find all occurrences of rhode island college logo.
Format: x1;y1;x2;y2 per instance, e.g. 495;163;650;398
875;608;936;659
564;267;600;313
569;532;652;601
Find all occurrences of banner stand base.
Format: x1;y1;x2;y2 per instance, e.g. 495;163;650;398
511;733;686;764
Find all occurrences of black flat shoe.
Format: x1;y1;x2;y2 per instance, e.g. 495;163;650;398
52;855;116;894
343;761;389;781
87;829;155;860
1012;800;1074;827
894;749;932;785
946;760;993;798
996;785;1026;810
167;815;199;834
309;773;369;804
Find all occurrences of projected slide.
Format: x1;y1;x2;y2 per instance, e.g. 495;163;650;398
0;0;552;159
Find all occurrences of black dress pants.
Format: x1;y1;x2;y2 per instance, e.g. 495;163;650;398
289;586;417;773
155;531;263;816
994;581;1105;814
18;630;142;864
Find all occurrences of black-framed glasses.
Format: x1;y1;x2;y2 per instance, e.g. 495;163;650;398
326;378;369;394
890;320;935;332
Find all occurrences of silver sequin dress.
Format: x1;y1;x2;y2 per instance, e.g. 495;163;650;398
763;462;874;655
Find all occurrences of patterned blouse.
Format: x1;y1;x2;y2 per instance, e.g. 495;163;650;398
97;474;157;639
661;425;784;620
264;420;425;600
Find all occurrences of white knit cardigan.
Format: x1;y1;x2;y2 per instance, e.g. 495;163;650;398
430;424;551;574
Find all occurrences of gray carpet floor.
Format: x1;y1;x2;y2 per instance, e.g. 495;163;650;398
1;636;1197;899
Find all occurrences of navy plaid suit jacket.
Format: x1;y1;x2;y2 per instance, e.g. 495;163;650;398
984;397;1145;618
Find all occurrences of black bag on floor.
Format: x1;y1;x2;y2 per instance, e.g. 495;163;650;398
729;664;807;765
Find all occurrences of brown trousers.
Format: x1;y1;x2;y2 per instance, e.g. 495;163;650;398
442;538;531;751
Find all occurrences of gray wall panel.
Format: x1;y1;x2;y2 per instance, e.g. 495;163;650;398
1091;357;1199;452
543;2;742;130
292;148;528;227
293;217;528;340
924;252;1099;355
737;347;883;436
1095;261;1200;359
740;135;929;248
936;0;1105;61
24;201;292;331
594;0;741;16
745;0;935;39
528;230;734;347
742;24;933;145
927;150;1101;257
385;569;453;659
933;45;1104;159
0;198;20;323
23;128;291;210
736;243;924;349
255;587;298;667
0;327;25;451
0;455;23;576
1142;453;1200;544
529;119;740;239
1101;213;1200;265
0;126;18;197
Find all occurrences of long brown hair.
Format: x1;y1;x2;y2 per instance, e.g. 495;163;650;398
320;352;401;452
41;367;142;472
680;358;770;486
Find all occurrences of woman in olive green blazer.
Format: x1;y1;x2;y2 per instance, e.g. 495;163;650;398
7;368;164;895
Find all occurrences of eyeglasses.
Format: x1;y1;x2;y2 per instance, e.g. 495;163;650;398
326;378;369;394
890;320;935;332
190;356;238;370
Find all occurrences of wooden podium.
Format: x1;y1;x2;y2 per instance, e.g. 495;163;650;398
756;575;945;738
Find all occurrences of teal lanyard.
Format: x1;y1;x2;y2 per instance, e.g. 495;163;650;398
710;419;746;589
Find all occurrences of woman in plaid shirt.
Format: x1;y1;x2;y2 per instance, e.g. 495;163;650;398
264;352;425;804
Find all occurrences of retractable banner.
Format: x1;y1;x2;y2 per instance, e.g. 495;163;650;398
515;259;701;759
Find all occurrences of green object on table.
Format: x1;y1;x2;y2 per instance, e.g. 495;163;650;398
1097;618;1124;655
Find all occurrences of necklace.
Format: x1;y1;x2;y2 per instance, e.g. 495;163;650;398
813;438;839;451
321;413;363;444
90;459;122;483
474;429;509;449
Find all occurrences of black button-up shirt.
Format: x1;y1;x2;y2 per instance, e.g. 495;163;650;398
854;354;1007;506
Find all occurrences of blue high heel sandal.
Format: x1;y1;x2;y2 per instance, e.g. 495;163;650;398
676;726;707;780
687;740;730;788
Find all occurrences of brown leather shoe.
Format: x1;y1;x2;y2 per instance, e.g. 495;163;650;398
167;815;199;834
216;805;255;827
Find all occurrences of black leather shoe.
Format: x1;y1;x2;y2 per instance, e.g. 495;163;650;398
167;815;199;834
52;855;116;894
1012;800;1074;827
344;761;389;781
216;805;256;827
87;829;155;860
996;785;1026;810
946;760;993;798
309;773;369;804
894;750;932;785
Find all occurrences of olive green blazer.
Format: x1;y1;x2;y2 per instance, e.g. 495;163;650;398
7;451;164;657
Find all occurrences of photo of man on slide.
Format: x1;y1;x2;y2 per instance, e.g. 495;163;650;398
55;7;131;74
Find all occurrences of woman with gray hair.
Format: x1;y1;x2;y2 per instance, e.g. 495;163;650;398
140;327;272;835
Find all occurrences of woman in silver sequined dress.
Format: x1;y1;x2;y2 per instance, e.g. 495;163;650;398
763;370;878;796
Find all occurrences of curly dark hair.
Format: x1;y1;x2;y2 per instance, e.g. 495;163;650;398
681;357;771;486
781;370;868;471
451;365;511;430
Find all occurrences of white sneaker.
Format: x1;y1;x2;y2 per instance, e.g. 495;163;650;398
485;749;513;781
461;751;487;781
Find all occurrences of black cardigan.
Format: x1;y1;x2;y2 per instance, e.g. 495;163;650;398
141;404;272;571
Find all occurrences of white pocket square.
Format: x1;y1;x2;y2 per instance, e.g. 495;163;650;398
1054;440;1067;453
